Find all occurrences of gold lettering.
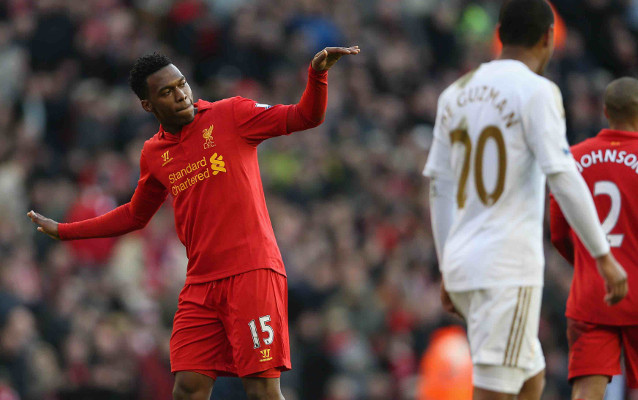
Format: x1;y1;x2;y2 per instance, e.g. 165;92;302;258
495;99;507;114
487;88;499;103
468;87;478;103
477;85;488;102
457;92;467;107
503;112;520;128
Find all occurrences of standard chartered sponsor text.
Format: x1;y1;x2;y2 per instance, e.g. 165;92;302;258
170;156;211;196
575;149;638;173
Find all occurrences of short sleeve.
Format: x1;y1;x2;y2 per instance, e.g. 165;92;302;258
423;98;454;181
523;82;574;174
232;96;291;146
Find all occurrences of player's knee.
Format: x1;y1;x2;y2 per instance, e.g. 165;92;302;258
172;374;212;400
572;376;607;400
244;385;284;400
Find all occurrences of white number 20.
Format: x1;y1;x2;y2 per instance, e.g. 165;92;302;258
594;181;624;247
248;315;274;349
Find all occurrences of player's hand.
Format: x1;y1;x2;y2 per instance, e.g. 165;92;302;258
595;252;628;305
440;281;463;319
27;210;60;240
311;46;360;72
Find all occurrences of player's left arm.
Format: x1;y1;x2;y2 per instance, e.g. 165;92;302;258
233;46;360;145
549;193;574;264
524;82;627;304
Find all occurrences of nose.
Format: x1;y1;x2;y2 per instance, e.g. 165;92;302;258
174;87;186;102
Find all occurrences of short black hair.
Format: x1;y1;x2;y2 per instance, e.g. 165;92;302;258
498;0;554;47
129;53;172;100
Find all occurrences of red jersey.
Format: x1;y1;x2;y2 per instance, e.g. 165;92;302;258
550;129;638;325
59;66;328;284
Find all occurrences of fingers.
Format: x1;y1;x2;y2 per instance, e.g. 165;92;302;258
605;278;629;306
27;210;41;224
323;46;360;55
443;303;463;320
313;48;328;62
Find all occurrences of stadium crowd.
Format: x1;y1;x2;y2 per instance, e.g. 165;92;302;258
1;0;637;399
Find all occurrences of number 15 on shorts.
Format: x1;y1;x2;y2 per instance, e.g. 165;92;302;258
248;315;274;348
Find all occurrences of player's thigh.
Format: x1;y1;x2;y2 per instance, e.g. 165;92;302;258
171;283;235;375
566;318;621;385
223;269;291;377
450;286;545;394
173;371;214;400
473;386;516;400
621;325;638;389
571;375;608;400
519;369;545;400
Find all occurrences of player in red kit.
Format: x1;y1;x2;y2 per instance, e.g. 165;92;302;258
27;46;360;400
550;77;637;400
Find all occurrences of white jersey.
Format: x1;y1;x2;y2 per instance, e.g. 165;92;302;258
424;60;574;291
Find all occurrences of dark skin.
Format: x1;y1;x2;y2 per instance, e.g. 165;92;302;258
28;46;360;400
26;46;360;236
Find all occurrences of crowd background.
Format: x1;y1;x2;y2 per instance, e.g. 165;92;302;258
0;0;637;399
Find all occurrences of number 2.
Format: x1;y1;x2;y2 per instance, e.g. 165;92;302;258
594;181;624;247
248;315;274;349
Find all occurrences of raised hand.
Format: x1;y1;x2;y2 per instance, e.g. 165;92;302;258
311;46;360;72
596;252;628;305
27;210;60;240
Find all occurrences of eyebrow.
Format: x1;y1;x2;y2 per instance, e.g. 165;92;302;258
157;76;186;94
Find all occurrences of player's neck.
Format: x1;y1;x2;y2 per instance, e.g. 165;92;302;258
609;122;638;133
163;124;183;136
498;47;544;75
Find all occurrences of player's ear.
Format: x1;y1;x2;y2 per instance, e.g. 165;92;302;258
543;25;555;48
141;99;153;113
603;105;609;121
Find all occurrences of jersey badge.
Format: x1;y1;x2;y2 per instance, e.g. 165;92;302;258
203;125;216;149
255;103;272;109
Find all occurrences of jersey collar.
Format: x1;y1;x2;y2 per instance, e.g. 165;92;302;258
159;99;212;140
598;129;638;141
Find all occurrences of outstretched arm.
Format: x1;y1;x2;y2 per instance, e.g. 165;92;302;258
28;152;168;240
287;46;360;131
234;46;360;145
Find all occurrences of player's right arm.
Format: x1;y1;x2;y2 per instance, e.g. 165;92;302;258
423;93;462;318
423;92;455;263
524;82;628;305
27;151;168;240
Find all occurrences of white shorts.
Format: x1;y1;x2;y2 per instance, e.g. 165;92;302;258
449;286;546;394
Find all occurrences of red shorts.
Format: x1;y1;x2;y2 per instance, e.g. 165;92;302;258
567;318;638;388
170;268;291;380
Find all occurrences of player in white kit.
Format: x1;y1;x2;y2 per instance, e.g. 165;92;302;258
423;1;628;399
